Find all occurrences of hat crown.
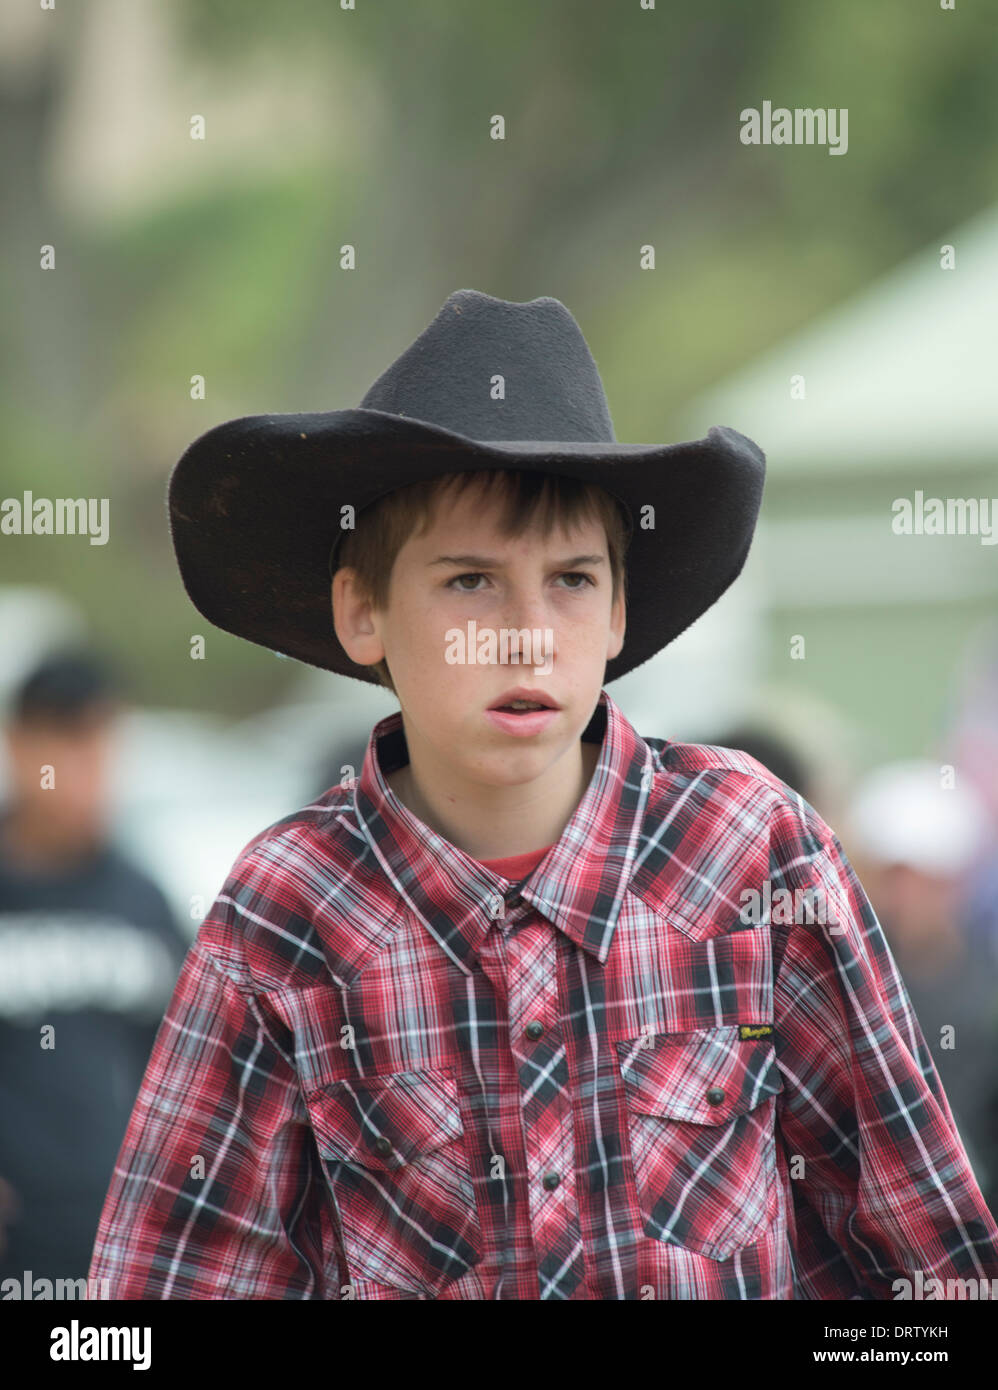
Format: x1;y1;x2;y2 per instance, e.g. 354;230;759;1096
359;289;618;444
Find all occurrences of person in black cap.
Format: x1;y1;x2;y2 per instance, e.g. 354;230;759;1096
0;648;188;1289
88;289;997;1299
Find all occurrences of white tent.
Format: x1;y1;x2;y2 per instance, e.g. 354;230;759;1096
666;201;998;763
677;200;998;475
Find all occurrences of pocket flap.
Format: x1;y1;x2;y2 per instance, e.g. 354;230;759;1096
304;1068;464;1171
616;1025;782;1125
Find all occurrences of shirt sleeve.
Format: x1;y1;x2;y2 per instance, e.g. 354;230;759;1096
770;819;998;1299
87;862;339;1299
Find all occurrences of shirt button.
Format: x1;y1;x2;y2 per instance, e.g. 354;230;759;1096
705;1087;726;1106
542;1172;560;1191
374;1135;393;1155
525;1020;545;1041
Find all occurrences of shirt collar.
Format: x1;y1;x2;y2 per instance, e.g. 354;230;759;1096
350;689;656;976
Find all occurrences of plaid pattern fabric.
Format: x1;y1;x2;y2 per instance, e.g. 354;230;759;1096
89;690;998;1298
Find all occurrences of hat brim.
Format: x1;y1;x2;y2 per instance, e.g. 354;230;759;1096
168;407;765;685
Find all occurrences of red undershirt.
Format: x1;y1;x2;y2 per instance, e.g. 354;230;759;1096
474;844;556;878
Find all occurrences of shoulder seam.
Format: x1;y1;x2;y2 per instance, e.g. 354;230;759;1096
649;743;830;856
233;794;355;863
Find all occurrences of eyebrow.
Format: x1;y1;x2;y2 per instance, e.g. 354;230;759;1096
427;554;606;569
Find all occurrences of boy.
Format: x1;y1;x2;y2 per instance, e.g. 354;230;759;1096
90;289;998;1298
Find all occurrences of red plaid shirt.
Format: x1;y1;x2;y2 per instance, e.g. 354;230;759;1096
89;690;998;1299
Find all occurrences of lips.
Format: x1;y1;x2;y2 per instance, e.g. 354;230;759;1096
485;706;559;736
487;687;560;711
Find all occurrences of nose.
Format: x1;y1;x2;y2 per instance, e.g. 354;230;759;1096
499;586;556;665
500;576;550;627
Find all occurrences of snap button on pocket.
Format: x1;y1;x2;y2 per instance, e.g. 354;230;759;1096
305;1068;482;1294
616;1026;782;1262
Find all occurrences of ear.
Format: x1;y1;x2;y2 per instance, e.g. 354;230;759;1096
331;568;387;670
606;586;626;661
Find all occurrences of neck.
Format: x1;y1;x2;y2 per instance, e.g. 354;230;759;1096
387;738;601;861
0;806;100;872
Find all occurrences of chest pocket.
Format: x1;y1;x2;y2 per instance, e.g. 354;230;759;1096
303;1068;482;1297
615;1026;783;1262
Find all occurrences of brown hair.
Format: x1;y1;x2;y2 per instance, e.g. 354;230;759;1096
333;468;630;695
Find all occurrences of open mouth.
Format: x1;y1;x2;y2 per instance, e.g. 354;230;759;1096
487;689;560;714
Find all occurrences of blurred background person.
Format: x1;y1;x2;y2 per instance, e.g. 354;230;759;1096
0;648;188;1284
842;760;998;1214
939;622;998;972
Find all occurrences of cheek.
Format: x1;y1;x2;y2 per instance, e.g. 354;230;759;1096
560;605;611;649
385;600;458;678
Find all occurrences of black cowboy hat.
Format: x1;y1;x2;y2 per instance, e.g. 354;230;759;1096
168;288;766;685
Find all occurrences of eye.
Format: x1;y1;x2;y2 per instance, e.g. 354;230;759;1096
446;572;487;592
445;571;596;592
